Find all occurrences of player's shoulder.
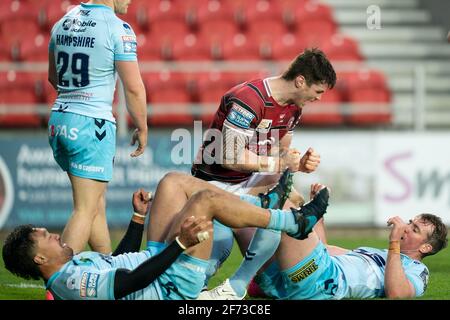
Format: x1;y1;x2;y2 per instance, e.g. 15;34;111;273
106;13;136;33
230;79;267;112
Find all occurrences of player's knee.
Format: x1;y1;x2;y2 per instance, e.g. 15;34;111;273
160;172;188;188
192;189;219;207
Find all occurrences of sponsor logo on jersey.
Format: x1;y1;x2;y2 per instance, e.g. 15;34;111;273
226;105;255;129
62;18;96;33
77;9;91;16
122;36;137;53
123;23;133;35
80;272;99;298
420;269;429;291
288;259;318;283
256;119;272;132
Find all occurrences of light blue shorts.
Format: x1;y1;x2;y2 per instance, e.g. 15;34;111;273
147;241;209;300
48;111;116;182
255;242;344;300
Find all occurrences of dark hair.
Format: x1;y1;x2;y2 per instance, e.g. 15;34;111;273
2;224;42;280
419;213;448;258
282;48;336;89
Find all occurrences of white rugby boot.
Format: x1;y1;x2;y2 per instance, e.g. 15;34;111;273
197;279;246;300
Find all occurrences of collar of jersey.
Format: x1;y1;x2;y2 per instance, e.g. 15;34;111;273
80;2;113;11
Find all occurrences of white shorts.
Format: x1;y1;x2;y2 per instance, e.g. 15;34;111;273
208;172;278;196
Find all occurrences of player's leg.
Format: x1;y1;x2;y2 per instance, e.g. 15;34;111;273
88;192;112;253
221;170;294;297
147;172;246;242
49;113;115;254
62;174;107;253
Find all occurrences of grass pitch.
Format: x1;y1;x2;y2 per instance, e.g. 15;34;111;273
1;235;449;300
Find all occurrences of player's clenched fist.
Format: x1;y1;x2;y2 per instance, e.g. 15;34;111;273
299;147;320;173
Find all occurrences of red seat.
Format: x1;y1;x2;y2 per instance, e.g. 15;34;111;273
43;0;78;30
137;33;172;61
342;70;392;125
195;0;240;38
145;71;193;126
1;18;41;47
18;34;50;62
171;33;212;61
0;45;12;61
294;2;337;47
321;34;364;62
0;71;41;127
242;0;286;36
220;33;261;60
147;0;189;34
301;88;344;125
270;32;307;61
123;0;150;32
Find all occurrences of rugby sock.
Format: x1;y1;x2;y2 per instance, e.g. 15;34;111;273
267;208;298;234
239;194;262;207
229;229;281;297
204;220;234;287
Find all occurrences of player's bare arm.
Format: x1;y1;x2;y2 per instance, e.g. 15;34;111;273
116;60;148;157
384;216;416;298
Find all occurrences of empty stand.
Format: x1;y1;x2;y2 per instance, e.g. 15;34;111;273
301;88;344;125
0;71;41;127
145;71;194;126
321;34;364;61
341;70;392;125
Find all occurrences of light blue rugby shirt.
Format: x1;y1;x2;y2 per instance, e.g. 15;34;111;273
46;251;163;300
332;247;429;299
48;3;138;122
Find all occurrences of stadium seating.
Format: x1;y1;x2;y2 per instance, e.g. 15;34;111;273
0;71;41;127
341;70;392;125
144;71;194;126
321;34;364;62
301;88;344;125
17;34;49;62
293;1;337;47
0;0;393;128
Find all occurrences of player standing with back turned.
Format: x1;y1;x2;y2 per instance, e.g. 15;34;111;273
47;0;148;254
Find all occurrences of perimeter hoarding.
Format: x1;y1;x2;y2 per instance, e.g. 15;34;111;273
0;131;190;229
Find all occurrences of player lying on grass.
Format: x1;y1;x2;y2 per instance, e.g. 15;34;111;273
2;170;329;300
201;182;448;300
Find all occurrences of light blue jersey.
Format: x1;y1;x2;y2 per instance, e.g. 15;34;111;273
48;3;138;122
256;243;429;300
45;248;208;300
46;251;163;300
332;247;429;298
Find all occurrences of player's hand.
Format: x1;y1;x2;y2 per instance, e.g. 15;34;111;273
299;147;320;173
387;216;407;242
132;189;152;216
310;183;327;200
177;216;213;248
130;128;147;157
280;148;302;172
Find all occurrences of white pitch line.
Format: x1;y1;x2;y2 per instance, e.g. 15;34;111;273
3;283;45;289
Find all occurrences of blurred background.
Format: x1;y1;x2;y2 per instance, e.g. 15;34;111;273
1;0;450;231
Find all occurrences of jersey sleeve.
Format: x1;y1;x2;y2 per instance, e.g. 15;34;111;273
50;266;117;300
224;87;264;130
110;20;137;62
405;263;429;297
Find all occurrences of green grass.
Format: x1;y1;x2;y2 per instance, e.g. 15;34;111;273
1;236;449;300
